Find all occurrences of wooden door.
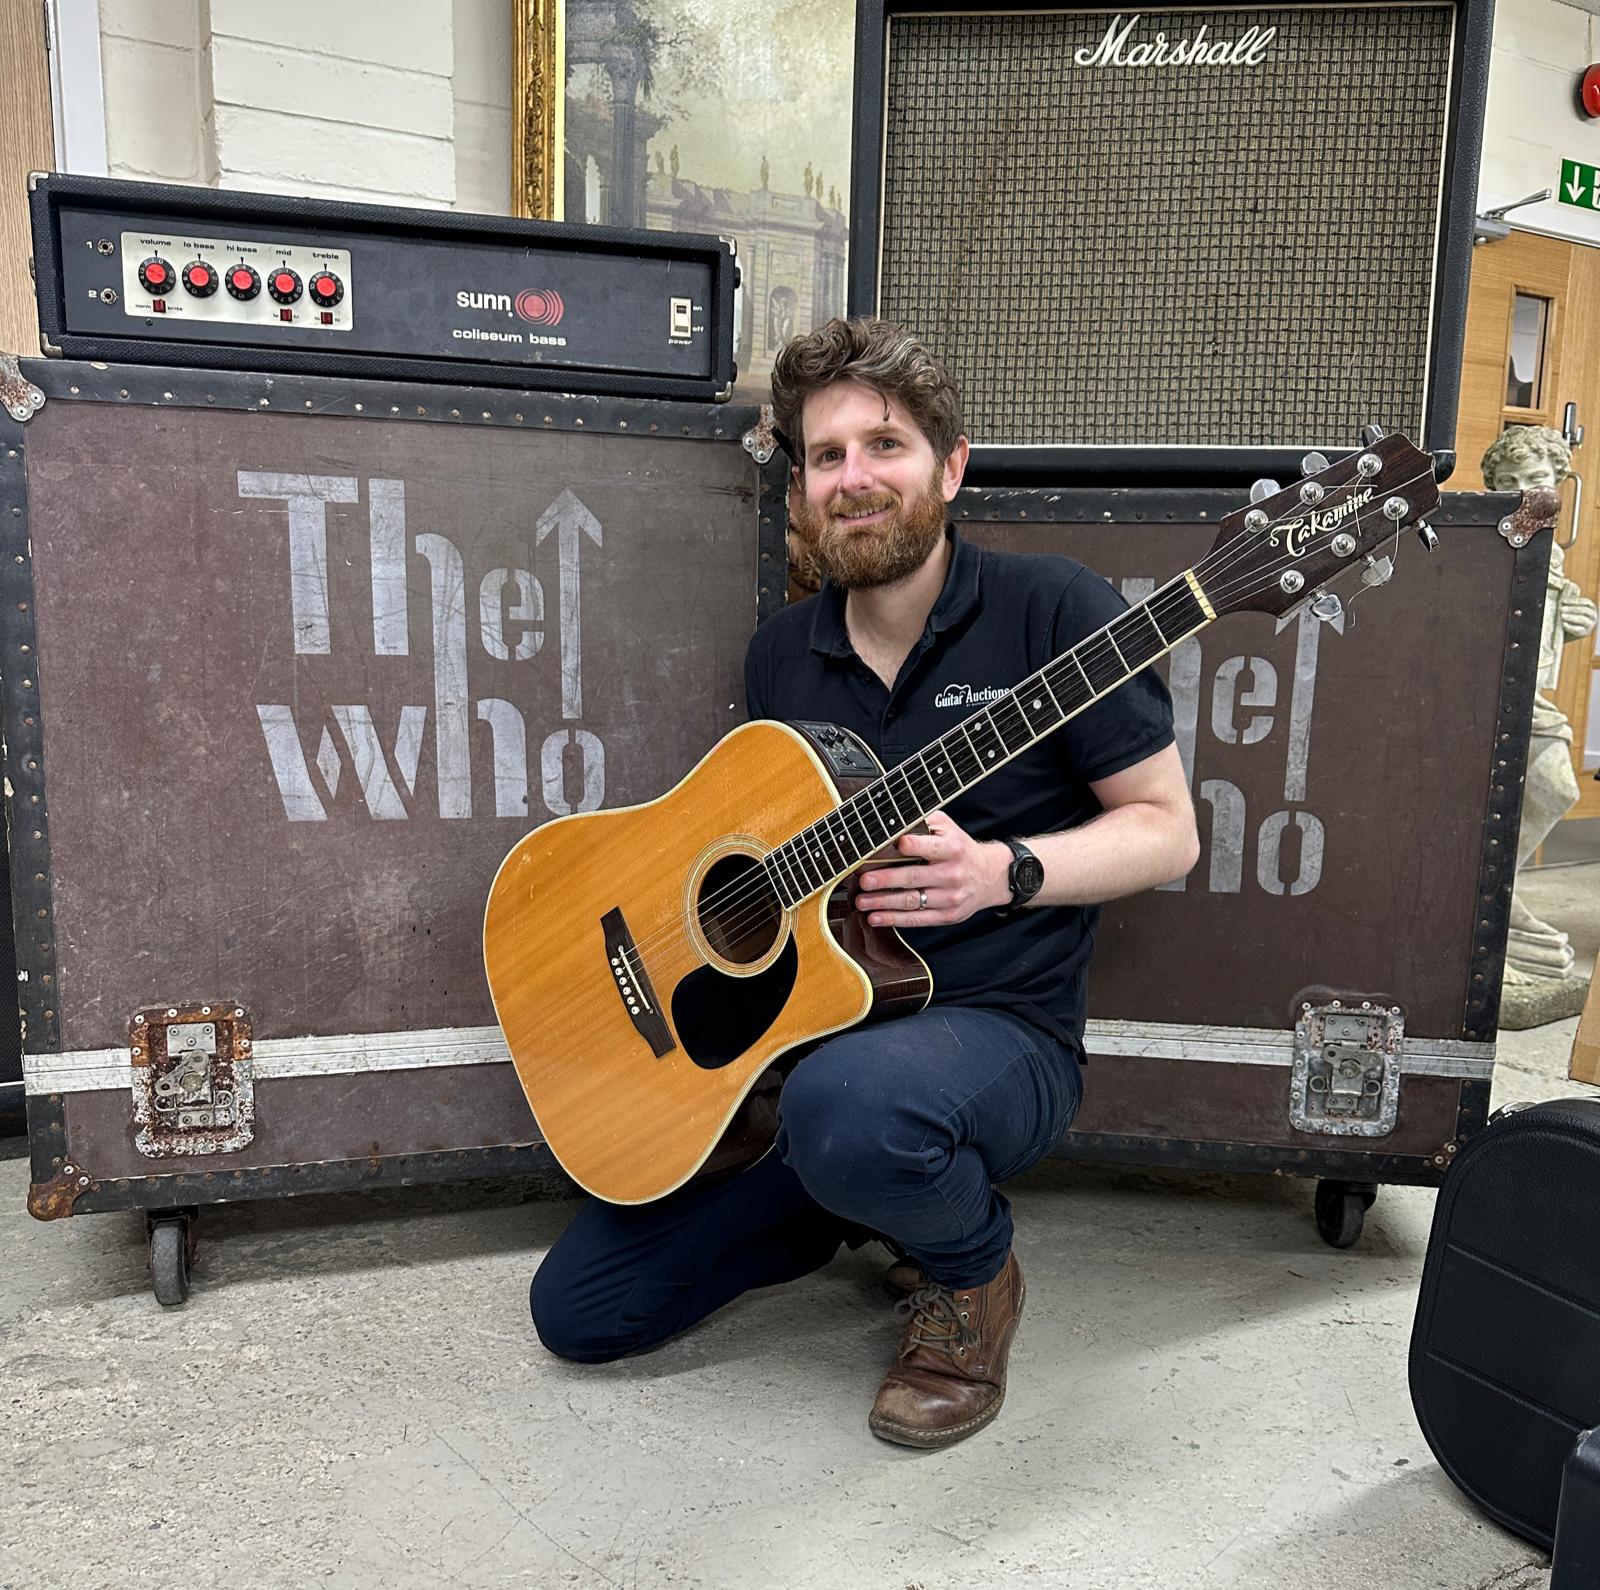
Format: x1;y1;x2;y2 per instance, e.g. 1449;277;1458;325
1456;229;1600;821
0;1;53;357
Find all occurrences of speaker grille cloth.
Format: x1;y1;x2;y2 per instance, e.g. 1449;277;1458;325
879;7;1454;450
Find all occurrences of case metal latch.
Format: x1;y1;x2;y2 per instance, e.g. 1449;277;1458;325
130;1002;255;1157
1290;1000;1402;1137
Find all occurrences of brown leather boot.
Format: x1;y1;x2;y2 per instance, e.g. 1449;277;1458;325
868;1251;1025;1448
882;1254;925;1301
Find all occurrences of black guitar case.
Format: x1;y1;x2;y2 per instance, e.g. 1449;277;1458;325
1410;1096;1600;1550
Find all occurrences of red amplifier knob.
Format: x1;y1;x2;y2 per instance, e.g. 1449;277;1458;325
309;271;344;308
182;261;219;297
226;265;261;301
138;256;175;295
268;268;302;305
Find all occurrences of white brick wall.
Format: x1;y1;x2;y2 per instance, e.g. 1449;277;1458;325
96;0;511;214
205;0;456;206
98;0;210;184
453;0;512;215
1481;0;1600;243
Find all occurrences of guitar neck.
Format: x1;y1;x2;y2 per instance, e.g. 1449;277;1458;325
762;568;1217;909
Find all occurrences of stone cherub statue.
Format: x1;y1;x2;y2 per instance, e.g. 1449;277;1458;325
1481;424;1599;1027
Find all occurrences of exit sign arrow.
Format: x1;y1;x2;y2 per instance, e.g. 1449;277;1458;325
1560;158;1600;209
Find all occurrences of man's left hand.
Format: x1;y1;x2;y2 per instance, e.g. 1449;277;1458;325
853;810;1011;927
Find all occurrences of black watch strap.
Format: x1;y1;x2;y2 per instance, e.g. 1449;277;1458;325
997;837;1044;915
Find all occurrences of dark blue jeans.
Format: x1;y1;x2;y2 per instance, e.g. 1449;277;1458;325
530;1005;1082;1364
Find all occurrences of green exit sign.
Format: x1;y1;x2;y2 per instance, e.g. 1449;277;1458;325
1561;158;1600;209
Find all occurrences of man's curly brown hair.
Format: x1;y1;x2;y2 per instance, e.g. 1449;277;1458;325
769;317;963;468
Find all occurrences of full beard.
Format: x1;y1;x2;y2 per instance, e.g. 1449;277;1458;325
794;466;949;591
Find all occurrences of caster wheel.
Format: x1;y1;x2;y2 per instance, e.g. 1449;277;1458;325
149;1217;192;1307
1314;1179;1377;1249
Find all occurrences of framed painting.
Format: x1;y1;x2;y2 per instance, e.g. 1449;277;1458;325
514;0;854;398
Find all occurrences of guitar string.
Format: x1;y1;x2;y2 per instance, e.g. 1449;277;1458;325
622;459;1436;962
655;457;1437;954
31;465;1436;1077
615;460;1439;967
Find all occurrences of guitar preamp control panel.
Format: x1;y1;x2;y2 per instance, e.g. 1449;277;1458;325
117;230;354;334
30;173;738;401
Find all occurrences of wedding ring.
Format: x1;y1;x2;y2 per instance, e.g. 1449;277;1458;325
916;888;928;911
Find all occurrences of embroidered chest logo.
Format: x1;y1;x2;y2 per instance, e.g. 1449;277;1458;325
934;682;1010;709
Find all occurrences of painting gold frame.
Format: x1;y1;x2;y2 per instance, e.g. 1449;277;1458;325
511;0;564;220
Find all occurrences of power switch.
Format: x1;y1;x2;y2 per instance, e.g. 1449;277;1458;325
670;297;692;340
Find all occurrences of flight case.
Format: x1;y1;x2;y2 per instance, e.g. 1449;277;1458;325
1;356;1545;1296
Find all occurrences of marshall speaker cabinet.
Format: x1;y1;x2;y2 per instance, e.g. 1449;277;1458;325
848;1;1495;483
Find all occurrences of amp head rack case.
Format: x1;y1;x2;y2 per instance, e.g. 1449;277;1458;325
2;345;1547;1288
2;349;786;1300
28;173;738;401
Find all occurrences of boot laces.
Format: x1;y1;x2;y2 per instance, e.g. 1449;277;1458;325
895;1283;979;1357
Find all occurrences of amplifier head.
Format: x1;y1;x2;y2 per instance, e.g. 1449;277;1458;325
848;1;1493;484
29;173;739;403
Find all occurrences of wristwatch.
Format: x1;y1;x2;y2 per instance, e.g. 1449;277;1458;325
997;838;1045;915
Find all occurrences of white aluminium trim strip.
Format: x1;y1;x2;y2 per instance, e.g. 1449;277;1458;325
24;1017;1496;1096
1084;1019;1495;1078
24;1024;514;1096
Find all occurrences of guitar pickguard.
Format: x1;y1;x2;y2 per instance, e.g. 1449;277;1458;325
672;933;800;1069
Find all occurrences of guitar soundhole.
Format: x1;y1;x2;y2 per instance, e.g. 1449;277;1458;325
698;853;784;966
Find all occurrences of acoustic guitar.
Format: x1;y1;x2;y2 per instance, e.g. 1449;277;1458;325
483;432;1440;1202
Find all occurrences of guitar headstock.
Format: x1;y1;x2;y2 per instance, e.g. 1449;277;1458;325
1203;432;1440;620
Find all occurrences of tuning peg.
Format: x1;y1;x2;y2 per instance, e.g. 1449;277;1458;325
1360;424;1388;446
1300;451;1330;476
1309;590;1344;624
1249;478;1281;503
1415;520;1439;552
1361;554;1394;588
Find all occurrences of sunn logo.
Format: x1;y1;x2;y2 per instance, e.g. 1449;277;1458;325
515;290;565;326
453;289;566;326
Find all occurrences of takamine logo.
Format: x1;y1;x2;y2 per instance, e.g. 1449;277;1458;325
1073;15;1277;67
1270;487;1375;558
935;682;1009;709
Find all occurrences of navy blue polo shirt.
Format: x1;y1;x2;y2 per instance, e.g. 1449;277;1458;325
743;526;1175;1053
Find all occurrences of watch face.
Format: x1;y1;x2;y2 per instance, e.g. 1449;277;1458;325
1015;856;1046;896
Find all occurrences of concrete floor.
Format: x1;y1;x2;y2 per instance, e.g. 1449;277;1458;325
3;866;1596;1589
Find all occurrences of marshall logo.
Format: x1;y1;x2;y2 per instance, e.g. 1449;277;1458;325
1270;487;1375;557
935;682;1010;709
1073;15;1278;68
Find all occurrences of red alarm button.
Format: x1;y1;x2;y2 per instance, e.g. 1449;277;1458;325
1584;64;1600;118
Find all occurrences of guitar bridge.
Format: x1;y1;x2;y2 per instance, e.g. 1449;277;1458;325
601;908;675;1058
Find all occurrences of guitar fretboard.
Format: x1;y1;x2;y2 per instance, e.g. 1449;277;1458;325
762;571;1212;909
